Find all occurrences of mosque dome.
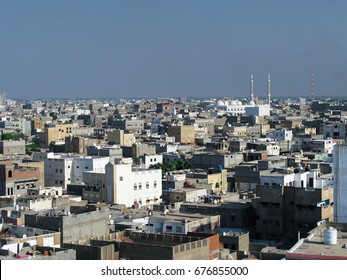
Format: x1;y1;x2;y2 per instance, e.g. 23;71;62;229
217;100;225;106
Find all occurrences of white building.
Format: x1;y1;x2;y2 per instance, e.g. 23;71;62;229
310;139;335;154
213;100;246;116
272;128;293;141
139;154;163;169
333;145;347;222
105;162;162;207
42;153;110;188
0;118;31;135
142;213;220;235
0;224;60;254
260;168;332;189
245;104;270;117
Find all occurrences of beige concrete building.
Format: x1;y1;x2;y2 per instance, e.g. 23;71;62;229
31;117;52;134
0;140;26;156
39;123;75;148
107;129;135;146
65;135;101;155
168;125;195;144
207;168;228;193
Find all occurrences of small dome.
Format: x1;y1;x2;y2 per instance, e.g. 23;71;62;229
230;100;237;106
249;101;255;106
237;101;242;105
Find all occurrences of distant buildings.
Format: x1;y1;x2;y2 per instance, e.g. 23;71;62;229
0;92;6;110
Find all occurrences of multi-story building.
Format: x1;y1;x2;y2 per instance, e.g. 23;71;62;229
18;161;45;189
309;139;335;154
0;140;26;156
322;122;346;139
31;117;53;134
25;206;110;244
40;153;109;189
156;102;183;114
254;168;334;241
107;129;135;146
167;125;195;144
191;152;243;169
0;118;31;135
105;161;162;207
64;135;101;154
0;161;40;196
110;118;144;132
38;123;75;148
272;128;293;141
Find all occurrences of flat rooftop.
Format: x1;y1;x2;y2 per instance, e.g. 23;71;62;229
287;224;347;260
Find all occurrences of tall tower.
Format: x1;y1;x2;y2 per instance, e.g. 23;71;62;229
333;145;347;223
267;73;271;105
250;74;254;103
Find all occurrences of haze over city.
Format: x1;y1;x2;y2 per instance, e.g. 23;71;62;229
1;0;347;99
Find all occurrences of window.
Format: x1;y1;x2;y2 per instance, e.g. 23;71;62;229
119;176;123;181
146;182;149;189
60;169;62;173
55;169;58;173
166;226;172;232
309;178;314;187
153;181;157;188
76;166;79;169
139;183;142;190
8;170;12;178
134;184;137;191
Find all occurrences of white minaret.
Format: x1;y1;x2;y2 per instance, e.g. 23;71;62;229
250;74;254;103
267;73;271;105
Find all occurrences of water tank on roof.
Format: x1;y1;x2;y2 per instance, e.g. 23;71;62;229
324;227;337;245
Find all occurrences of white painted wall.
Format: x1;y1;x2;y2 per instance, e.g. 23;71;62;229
105;163;162;207
334;145;347;222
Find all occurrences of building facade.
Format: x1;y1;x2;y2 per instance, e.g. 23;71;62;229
105;162;162;207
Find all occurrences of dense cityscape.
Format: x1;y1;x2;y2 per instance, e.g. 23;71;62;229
0;76;346;260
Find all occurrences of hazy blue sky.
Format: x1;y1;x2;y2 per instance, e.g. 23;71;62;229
1;0;347;99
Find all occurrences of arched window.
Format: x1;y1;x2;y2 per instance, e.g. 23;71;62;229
8;170;12;178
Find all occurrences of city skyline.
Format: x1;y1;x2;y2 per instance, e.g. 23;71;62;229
1;1;347;99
